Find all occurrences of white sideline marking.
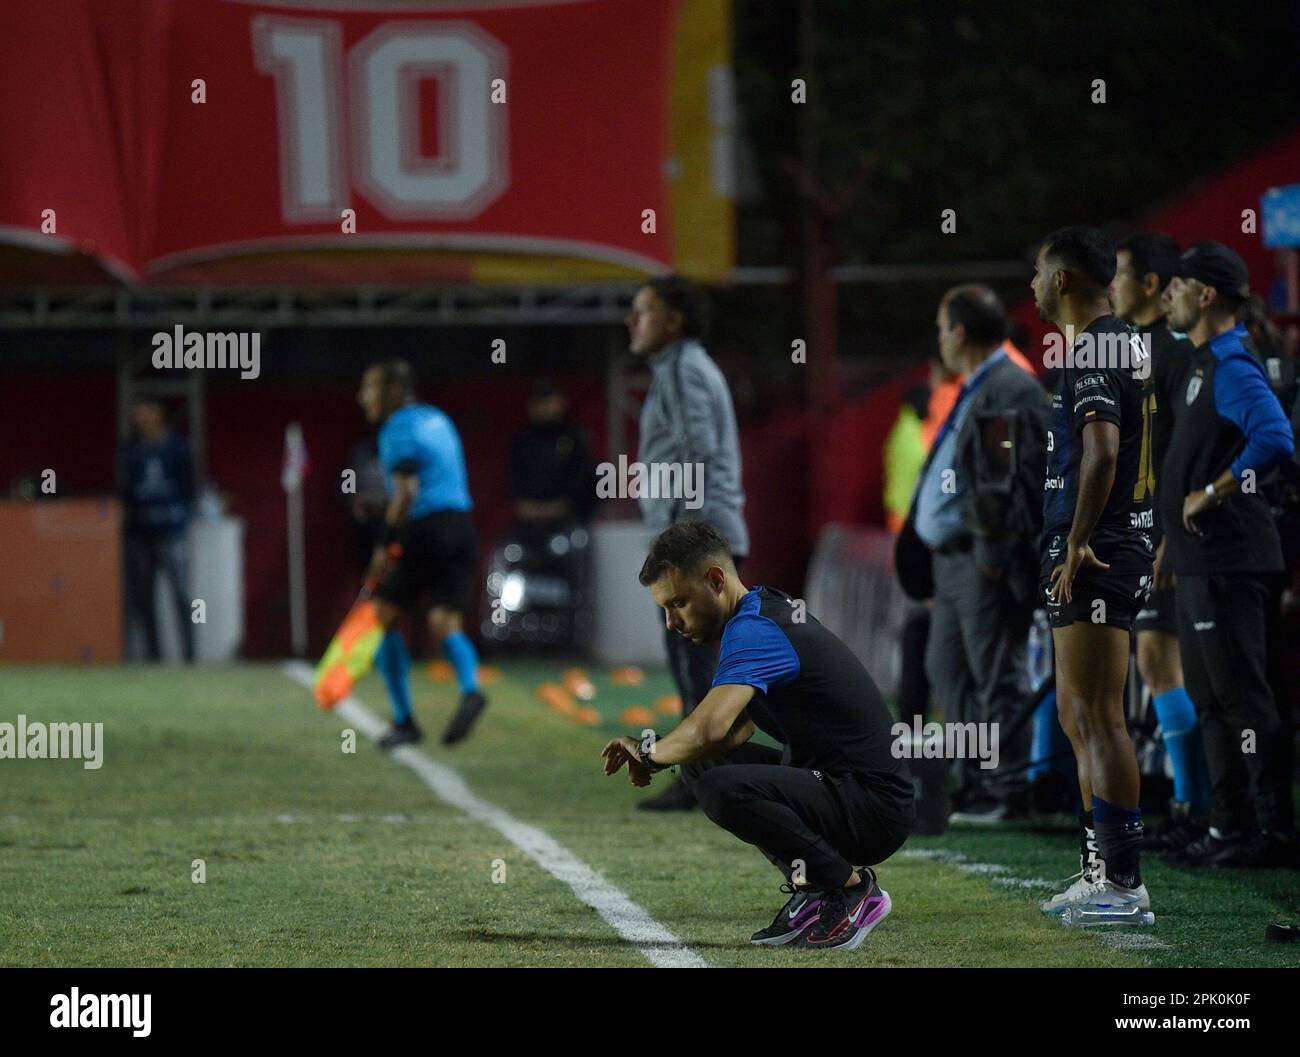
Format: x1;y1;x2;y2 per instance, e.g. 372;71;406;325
283;662;708;968
900;848;1171;950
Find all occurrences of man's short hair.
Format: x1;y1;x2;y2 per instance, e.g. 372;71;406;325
941;284;1007;346
645;275;709;339
638;520;734;586
1042;226;1117;290
369;359;414;396
1117;231;1181;290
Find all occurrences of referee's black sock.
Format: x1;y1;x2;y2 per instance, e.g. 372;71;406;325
1093;796;1143;889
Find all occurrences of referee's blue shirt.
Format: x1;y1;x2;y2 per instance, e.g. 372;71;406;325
378;403;473;517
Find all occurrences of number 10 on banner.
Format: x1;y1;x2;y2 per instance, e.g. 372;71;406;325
252;17;509;224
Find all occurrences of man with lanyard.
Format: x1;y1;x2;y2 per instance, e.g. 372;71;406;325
911;285;1048;821
1157;242;1297;869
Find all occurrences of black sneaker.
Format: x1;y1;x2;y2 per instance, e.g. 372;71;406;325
636;778;697;812
795;869;892;951
1146;800;1208;853
379;719;423;751
1163;829;1246;866
750;882;825;945
1266;915;1300;943
1211;831;1299;869
441;691;488;745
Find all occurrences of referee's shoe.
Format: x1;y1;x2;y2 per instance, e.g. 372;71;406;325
441;690;488;745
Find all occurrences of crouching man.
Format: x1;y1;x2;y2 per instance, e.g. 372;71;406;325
601;520;915;950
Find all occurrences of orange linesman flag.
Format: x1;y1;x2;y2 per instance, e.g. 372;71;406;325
313;596;385;710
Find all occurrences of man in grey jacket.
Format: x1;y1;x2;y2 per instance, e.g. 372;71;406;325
627;275;752;811
907;285;1048;821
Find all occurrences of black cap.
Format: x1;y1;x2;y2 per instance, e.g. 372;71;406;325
1174;241;1250;302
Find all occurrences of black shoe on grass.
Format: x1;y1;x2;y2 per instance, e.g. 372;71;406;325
442;691;488;745
1145;800;1208;853
795;869;892;951
1211;832;1298;869
1163;829;1245;867
379;720;423;751
751;882;824;946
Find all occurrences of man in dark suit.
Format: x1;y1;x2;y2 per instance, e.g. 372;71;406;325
904;285;1048;820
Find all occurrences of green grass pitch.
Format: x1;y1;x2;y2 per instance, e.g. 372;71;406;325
0;662;1294;967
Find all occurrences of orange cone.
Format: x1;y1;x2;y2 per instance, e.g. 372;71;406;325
536;683;576;715
563;667;596;700
621;706;655;726
609;666;645;687
655;694;683;716
573;706;601;726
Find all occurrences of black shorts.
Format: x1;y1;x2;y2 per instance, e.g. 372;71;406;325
1039;533;1153;630
373;509;478;612
1134;585;1177;635
1040;568;1150;630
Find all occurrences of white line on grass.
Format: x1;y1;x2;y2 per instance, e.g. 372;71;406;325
282;661;708;968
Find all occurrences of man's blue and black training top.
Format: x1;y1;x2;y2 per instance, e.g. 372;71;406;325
1159;323;1295;574
711;586;914;827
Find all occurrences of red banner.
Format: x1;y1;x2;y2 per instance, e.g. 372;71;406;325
0;0;733;284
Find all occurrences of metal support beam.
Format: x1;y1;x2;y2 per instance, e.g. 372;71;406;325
0;283;643;329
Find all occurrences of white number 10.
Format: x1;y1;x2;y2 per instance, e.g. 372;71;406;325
252;17;508;223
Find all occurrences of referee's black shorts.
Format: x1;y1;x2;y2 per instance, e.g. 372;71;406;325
373;509;478;613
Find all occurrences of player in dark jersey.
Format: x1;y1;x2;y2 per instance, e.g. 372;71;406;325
1031;227;1154;927
601;520;913;950
1111;232;1210;851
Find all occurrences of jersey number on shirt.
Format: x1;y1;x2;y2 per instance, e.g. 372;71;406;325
1133;392;1157;501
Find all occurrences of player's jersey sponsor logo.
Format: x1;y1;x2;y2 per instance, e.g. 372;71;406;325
1074;392;1116;412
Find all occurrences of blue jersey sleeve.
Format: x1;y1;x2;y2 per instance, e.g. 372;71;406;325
1213;353;1295;480
711;613;800;694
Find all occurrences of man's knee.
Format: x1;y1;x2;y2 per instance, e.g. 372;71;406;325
1137;631;1182;696
693;767;740;823
428;607;462;640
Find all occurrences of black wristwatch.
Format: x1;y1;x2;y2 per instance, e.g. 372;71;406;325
638;738;669;773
